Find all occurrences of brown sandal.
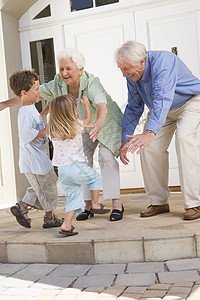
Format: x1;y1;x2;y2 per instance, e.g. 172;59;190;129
10;202;31;228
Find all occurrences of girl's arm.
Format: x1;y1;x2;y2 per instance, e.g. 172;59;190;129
81;96;91;125
32;127;47;141
40;102;49;120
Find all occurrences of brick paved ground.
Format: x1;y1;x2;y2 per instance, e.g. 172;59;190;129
0;259;200;299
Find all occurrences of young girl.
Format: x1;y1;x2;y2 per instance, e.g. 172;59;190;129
48;95;103;236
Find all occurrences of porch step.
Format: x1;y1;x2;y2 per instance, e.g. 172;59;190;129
0;193;199;264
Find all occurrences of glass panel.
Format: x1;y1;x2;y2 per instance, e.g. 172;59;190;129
71;0;93;12
95;0;119;6
30;38;56;112
33;5;51;19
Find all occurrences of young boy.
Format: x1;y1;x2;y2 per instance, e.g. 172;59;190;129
9;70;63;229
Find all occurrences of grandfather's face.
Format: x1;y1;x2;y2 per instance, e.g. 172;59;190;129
117;59;145;82
59;57;82;86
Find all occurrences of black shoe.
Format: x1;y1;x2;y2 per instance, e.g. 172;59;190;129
110;205;124;221
76;209;94;221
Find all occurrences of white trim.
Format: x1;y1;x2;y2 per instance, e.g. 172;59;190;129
19;0;192;32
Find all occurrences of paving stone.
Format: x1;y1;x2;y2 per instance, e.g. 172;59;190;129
190;284;200;292
144;237;196;262
71;291;101;300
172;282;194;287
188;285;200;300
158;270;200;284
140;298;161;300
0;277;33;288
115;273;155;287
167;286;191;295
54;295;77;300
99;286;125;296
148;284;171;290
124;286;147;293
142;289;167;298
0;287;43;296
46;242;95;264
7;244;47;263
84;287;105;293
166;258;200;271
163;296;186;300
49;264;91;276
127;262;164;273
0;286;7;293
118;295;142;300
88;264;126;275
74;275;115;288
0;263;27;276
94;241;144;264
59;288;82;295
0;243;7;263
12;264;58;281
35;289;62;297
96;294;117;299
0;295;28;300
32;275;77;289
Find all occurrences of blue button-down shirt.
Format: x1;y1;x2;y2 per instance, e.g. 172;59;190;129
122;51;200;140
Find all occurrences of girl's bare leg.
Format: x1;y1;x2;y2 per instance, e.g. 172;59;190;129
60;210;78;233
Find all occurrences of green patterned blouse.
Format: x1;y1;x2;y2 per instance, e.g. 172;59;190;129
40;71;123;157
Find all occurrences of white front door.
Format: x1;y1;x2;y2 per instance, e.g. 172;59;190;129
20;11;147;190
135;4;200;187
63;12;147;189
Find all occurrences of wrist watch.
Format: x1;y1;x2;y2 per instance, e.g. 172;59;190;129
146;129;155;134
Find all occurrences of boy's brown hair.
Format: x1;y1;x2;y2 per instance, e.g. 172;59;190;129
9;70;39;97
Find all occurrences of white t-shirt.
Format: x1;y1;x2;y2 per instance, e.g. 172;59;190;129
52;133;86;167
18;104;52;175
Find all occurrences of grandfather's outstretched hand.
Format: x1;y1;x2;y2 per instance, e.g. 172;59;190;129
126;130;155;155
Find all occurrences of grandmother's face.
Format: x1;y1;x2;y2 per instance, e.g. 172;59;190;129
117;59;145;82
59;57;82;86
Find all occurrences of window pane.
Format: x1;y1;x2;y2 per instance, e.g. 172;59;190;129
30;38;56;112
95;0;119;7
33;5;51;19
71;0;93;12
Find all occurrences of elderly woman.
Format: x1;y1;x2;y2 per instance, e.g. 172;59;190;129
1;48;124;221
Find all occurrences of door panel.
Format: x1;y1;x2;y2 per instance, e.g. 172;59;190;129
135;7;200;187
64;13;146;189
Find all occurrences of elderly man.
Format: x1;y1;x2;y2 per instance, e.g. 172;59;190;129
115;40;200;220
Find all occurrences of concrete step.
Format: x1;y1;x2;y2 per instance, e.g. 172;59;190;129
0;192;199;264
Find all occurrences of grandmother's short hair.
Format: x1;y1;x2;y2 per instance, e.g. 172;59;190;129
115;41;148;66
57;48;85;69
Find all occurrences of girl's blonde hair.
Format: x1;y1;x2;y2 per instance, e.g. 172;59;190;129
49;95;83;140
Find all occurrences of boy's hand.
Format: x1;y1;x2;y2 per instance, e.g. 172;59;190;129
80;96;89;107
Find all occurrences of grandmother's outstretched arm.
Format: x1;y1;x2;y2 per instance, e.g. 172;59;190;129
89;103;107;142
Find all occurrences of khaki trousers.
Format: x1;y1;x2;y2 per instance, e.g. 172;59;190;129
22;168;58;212
141;95;200;209
82;132;120;200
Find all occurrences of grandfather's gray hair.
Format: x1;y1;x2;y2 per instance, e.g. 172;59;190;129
115;41;148;66
57;48;85;69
